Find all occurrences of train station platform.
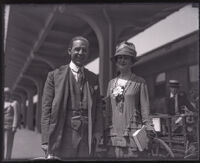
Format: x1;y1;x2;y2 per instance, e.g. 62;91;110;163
7;128;197;160
11;128;45;160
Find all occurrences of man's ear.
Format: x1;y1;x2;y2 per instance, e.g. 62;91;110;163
68;48;71;55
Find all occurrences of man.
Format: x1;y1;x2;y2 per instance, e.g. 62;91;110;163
4;87;19;160
166;80;196;134
166;80;195;115
41;36;103;160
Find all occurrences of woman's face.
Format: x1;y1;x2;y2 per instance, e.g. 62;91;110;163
116;55;133;71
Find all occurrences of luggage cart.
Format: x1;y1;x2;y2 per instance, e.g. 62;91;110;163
150;112;198;159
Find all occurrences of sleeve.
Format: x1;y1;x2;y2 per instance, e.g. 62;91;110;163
140;81;154;130
12;101;19;128
41;71;55;145
182;94;196;112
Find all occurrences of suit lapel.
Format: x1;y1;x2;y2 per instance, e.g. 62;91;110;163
49;65;71;151
54;65;70;110
84;69;95;96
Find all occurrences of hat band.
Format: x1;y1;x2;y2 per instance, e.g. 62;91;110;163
115;48;136;57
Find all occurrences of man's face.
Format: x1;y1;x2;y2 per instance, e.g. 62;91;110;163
68;39;89;67
170;87;178;95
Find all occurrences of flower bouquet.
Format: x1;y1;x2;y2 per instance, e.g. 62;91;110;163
112;86;125;113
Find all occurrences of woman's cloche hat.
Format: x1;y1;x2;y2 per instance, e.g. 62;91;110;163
111;41;137;63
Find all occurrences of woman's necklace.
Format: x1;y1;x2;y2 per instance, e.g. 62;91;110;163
112;73;132;113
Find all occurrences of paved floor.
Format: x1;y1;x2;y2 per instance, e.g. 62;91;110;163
5;128;197;160
8;128;45;160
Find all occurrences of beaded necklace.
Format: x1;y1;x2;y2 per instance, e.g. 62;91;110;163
112;73;133;113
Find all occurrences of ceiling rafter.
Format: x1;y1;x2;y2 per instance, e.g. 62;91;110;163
42;41;66;49
13;11;44;29
11;25;38;40
5;4;187;90
7;48;28;58
12;6;60;92
7;57;25;65
6;37;33;51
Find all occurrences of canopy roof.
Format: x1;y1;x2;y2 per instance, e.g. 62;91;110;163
4;3;186;94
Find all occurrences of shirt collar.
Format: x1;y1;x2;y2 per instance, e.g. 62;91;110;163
69;61;83;73
170;92;177;98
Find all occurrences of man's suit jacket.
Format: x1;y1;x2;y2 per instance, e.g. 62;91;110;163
166;91;195;115
41;64;103;154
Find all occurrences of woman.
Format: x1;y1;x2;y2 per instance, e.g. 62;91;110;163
4;87;19;160
104;41;155;158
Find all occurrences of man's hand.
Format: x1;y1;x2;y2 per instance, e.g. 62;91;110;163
12;127;17;133
94;133;102;144
41;143;48;157
93;133;104;152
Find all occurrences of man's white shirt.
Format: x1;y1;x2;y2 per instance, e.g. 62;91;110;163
69;61;84;82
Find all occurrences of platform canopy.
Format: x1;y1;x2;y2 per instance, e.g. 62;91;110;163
4;3;186;95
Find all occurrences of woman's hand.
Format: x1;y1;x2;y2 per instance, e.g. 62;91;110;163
146;130;157;139
145;125;157;139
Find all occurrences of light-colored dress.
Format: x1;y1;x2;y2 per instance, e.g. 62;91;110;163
105;73;153;158
4;100;18;159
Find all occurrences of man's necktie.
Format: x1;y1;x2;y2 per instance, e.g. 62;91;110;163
175;94;179;114
77;69;83;84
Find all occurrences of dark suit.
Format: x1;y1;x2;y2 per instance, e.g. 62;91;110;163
41;65;103;158
166;91;195;115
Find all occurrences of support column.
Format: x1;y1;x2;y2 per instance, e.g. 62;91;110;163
11;93;22;128
35;80;44;133
23;74;46;133
13;91;27;128
20;94;27;128
27;90;35;131
16;93;27;129
100;7;115;96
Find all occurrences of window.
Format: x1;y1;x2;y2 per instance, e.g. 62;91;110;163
155;72;166;98
188;64;199;104
189;64;198;83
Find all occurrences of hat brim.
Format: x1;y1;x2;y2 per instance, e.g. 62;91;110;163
110;54;138;63
167;83;182;87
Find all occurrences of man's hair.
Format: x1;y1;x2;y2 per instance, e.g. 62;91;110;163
68;36;89;49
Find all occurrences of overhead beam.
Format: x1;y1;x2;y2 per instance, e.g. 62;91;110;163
8;37;33;50
15;11;43;30
12;6;59;92
42;41;66;49
11;26;37;41
7;47;28;58
48;30;73;41
34;55;55;69
7;56;26;64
